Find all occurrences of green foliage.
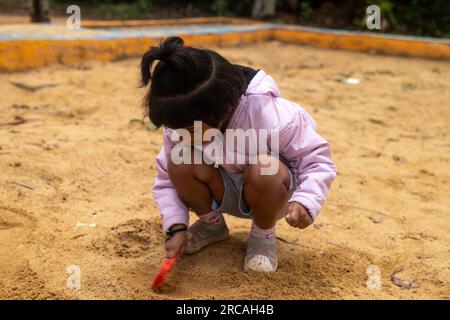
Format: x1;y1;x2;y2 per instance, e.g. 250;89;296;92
48;0;450;38
50;0;152;19
102;0;151;19
211;0;228;16
368;0;397;27
208;0;254;17
395;0;450;38
298;1;312;20
365;0;450;38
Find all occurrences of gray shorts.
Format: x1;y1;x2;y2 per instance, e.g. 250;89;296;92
211;166;297;220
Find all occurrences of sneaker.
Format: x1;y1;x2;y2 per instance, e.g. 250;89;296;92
185;219;229;254
244;235;277;272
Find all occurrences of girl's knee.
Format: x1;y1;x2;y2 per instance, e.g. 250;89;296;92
167;158;193;179
168;157;219;184
168;146;203;179
245;155;290;192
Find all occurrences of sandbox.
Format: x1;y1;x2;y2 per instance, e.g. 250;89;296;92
0;18;449;299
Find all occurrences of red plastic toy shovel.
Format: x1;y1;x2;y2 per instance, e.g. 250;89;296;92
152;253;180;289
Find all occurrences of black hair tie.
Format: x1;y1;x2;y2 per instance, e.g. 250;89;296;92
165;225;188;241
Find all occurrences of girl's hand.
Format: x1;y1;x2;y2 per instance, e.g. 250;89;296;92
165;228;188;258
285;202;313;229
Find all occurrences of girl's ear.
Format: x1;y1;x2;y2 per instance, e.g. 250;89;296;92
140;47;159;87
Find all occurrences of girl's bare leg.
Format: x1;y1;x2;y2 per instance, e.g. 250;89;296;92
243;155;291;272
168;158;224;215
168;150;228;254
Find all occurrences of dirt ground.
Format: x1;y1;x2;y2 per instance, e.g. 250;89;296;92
0;41;449;299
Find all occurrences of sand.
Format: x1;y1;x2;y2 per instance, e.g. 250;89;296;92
0;41;449;299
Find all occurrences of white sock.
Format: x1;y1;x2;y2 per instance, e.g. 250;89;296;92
199;210;224;225
251;222;275;240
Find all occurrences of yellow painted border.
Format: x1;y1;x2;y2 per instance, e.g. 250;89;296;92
1;18;449;72
0;30;273;72
274;29;450;60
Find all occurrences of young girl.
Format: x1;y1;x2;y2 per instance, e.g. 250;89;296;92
141;37;336;272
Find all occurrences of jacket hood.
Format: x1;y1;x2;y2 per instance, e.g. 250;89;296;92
245;70;281;97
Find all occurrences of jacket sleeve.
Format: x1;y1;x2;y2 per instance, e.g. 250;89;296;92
278;108;336;220
152;128;189;231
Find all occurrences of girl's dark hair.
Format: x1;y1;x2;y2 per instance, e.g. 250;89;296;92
140;36;246;129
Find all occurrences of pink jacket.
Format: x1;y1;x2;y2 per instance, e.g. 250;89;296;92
153;70;336;231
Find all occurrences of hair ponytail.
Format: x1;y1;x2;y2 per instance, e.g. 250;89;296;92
140;48;158;86
140;36;195;86
140;36;246;129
